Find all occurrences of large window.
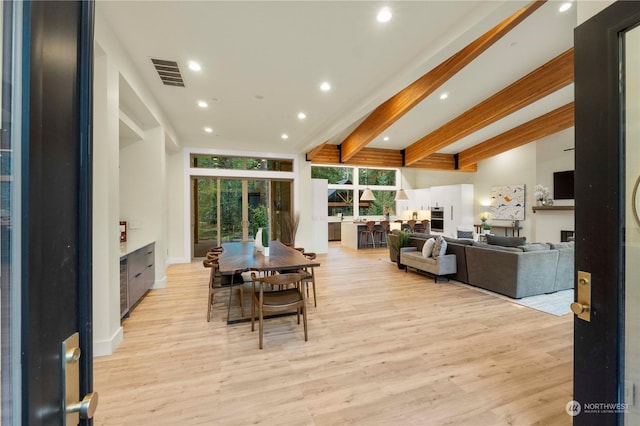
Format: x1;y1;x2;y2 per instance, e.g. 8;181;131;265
191;154;293;171
312;165;400;217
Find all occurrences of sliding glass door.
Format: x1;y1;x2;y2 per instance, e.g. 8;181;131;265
192;177;290;257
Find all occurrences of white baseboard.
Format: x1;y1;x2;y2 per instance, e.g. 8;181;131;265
167;256;190;265
93;326;123;357
153;275;167;289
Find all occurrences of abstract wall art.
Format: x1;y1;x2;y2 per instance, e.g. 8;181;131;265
491;184;525;220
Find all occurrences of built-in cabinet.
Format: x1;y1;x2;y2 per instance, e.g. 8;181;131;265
430;184;474;237
328;222;342;241
120;242;155;318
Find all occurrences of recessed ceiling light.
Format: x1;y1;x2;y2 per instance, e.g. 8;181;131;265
188;61;202;71
383;136;390;141
440;92;449;100
281;133;289;140
297;112;307;120
197;100;208;108
204;127;213;133
559;2;572;12
377;7;392;23
320;82;331;92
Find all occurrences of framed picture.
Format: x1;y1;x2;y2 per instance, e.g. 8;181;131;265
491;185;525;220
120;221;127;242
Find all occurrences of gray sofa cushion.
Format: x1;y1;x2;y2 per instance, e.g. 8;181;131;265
549;241;575;249
443;237;474;246
473;241;523;252
520;243;551;252
486;235;527;247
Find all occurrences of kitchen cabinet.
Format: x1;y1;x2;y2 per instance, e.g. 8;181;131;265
430;184;474;237
120;242;155;318
328;222;342;241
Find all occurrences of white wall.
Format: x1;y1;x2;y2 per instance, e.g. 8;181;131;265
167;151;187;263
93;9;179;356
534;128;575;242
93;46;123;356
120;127;168;288
471;143;537;240
577;1;616;25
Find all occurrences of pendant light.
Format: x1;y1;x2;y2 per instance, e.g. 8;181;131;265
360;168;376;201
395;188;409;200
395;172;409;200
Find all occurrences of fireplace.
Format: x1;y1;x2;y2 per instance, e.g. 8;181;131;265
561;230;575;242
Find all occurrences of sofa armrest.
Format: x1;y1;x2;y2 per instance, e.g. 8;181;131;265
436;254;457;275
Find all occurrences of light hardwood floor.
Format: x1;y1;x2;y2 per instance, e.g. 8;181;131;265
94;243;573;425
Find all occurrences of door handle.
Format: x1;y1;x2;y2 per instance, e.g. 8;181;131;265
571;271;591;322
63;332;99;425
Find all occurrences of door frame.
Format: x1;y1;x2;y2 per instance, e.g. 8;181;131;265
574;1;640;423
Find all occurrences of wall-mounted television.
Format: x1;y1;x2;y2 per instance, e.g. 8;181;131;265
553;170;574;200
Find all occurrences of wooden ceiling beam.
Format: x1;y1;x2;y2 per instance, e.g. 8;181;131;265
457;102;574;169
404;48;574;166
308;145;475;172
406;154;477;172
338;0;547;163
305;141;328;161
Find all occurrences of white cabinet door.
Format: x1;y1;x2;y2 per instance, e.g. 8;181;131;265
413;188;431;211
430;186;445;208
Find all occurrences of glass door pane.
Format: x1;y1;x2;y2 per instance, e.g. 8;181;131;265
192;177;218;257
624;25;640;424
247;179;269;241
220;179;244;243
271;180;294;245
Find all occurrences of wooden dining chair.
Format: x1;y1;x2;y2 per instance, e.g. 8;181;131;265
250;271;309;349
300;252;317;307
407;219;417;233
203;256;219;322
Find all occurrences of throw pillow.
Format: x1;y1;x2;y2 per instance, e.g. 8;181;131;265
432;236;447;258
457;230;474;239
422;238;436;258
486;235;526;247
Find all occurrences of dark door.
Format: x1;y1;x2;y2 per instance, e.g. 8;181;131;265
574;2;640;424
1;1;95;424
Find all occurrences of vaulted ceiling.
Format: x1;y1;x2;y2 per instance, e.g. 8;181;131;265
98;1;576;171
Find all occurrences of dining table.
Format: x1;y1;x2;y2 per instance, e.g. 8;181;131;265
217;240;321;324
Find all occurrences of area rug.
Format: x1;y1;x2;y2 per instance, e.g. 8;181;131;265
453;283;573;316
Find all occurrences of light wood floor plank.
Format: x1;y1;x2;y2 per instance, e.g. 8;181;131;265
94;243;572;425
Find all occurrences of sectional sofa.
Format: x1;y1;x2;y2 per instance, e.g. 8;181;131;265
388;232;574;298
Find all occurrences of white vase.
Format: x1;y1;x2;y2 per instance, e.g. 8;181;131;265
254;228;263;252
263;247;270;257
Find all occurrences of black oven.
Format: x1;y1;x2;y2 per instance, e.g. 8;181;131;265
430;207;444;233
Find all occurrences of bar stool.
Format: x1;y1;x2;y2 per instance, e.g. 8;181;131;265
359;221;376;248
375;220;390;246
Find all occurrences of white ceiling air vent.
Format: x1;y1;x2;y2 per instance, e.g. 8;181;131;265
150;58;185;87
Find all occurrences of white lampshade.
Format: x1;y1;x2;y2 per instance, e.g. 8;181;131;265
395;188;409;200
360;188;376;201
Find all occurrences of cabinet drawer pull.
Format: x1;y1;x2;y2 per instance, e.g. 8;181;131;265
135;272;142;278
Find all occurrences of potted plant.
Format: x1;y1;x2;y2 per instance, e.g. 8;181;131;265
483;223;492;235
387;230;410;269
